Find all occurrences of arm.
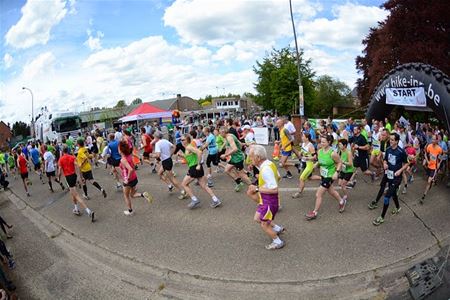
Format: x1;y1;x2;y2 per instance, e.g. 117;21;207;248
224;135;238;156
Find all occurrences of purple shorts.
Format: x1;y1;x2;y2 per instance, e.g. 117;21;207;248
256;193;279;223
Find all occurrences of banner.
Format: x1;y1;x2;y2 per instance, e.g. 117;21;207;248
385;87;426;107
252;128;269;145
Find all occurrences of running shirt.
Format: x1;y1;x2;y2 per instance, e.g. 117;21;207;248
280;128;292;152
30;148;40;165
257;160;280;206
66;138;74;153
352;134;369;158
384;146;407;179
340;150;355;173
226;134;245;163
120;154;137;183
143;134;153;153
76;147;92;173
300;142;313;163
184;150;198;168
426;144;443;170
8;155;15;168
0;153;4;165
175;131;182;145
155;139;173;161
59;154;76;176
108;140;121;160
43;151;56;172
206;133;217;155
18;155;28;174
318;148;336;178
372;133;380;152
216;134;225;151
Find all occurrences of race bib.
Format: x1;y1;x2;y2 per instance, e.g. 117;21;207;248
386;170;394;180
430;154;436;161
320;167;328;177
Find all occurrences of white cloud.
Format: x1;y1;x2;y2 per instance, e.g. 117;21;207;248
299;3;388;51
68;0;77;14
163;0;319;46
3;54;13;69
5;0;68;49
22;52;56;80
84;29;104;51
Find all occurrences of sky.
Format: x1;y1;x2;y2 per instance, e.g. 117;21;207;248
0;0;388;125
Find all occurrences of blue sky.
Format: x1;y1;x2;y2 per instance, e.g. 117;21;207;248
0;0;387;124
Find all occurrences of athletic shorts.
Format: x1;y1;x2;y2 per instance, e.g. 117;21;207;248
92;143;99;154
385;177;402;198
20;172;29;180
426;168;437;178
188;165;204;178
124;178;138;188
281;150;292;157
143;152;150;159
320;176;334;189
353;156;369;172
46;171;56;177
206;153;219;168
33;162;41;170
371;149;380;156
108;158;121;167
162;158;173;171
218;149;226;162
65;174;77;188
228;160;244;171
256;203;278;223
300;161;314;181
174;143;185;155
338;171;353;182
82;170;94;180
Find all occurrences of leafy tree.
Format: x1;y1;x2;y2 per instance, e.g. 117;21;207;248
198;95;213;106
312;75;352;117
253;47;315;115
356;0;450;106
131;98;142;105
115;100;126;108
12;121;30;137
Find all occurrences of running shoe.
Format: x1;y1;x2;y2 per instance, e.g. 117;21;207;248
419;197;425;205
59;182;65;190
116;183;122;190
102;189;107;198
26;192;30;197
282;173;293;179
152;168;157;174
234;182;244;192
265;241;285;250
391;207;401;215
210;199;222;208
27;180;32;186
207;178;214;188
305;210;318;220
124;210;134;216
408;175;414;183
401;187;407;194
339;198;347;213
295;163;301;174
83;195;90;200
372;216;384;226
188;199;201;209
7;258;16;270
168;185;174;193
90;211;95;223
368;201;378;210
142;192;153;204
72;209;81;216
178;191;187;200
276;226;286;235
291;192;302;198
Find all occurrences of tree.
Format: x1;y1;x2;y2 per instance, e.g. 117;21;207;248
12;121;30;137
131;98;142;105
356;0;450;106
312;75;352;117
253;47;315;115
198;95;213;106
115;100;126;108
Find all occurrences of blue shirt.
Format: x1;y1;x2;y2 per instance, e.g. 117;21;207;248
30;148;40;164
206;133;217;155
108;140;121;160
308;128;316;141
175;131;182;145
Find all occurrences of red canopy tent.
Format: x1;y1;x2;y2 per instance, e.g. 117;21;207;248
119;102;172;122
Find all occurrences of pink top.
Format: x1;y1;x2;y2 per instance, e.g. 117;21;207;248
120;154;137;183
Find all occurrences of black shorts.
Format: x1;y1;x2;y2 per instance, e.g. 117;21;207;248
82;170;94;180
107;157;121;167
426;168;437;178
92;143;99;154
219;149;226;162
353;156;369;172
338;171;353;182
124;178;138;188
174;143;185;155
320;177;334;189
228;160;244;171
20;172;29;180
65;174;77;188
385;177;402;198
188;165;204;178
46;171;56;177
162;158;173;171
143;152;150;159
33;162;41;170
206;153;219;167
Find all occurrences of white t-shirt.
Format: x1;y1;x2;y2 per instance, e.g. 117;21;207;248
43;151;55;172
259;160;279;189
284;121;296;134
114;131;123;141
155;139;173;161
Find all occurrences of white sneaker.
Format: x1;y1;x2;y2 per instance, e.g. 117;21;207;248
72;209;81;216
402;187;407;194
124;210;134;216
142;192;153;204
83;195;89;200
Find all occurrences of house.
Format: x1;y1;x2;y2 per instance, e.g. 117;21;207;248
0;121;12;149
79;105;138;129
151;94;200;112
199;96;261;119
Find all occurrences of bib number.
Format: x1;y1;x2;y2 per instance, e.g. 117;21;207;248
386;170;394;180
320;167;328;177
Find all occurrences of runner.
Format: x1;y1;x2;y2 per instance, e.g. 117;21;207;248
7;150;16;180
76;139;107;200
106;133;123;189
349;125;376;185
58;146;95;222
219;127;252;192
201;126;218;187
150;132;186;199
337;139;354;201
276;119;294;179
180;134;222;209
246;145;285;250
118;140;152;216
16;148;31;196
420;134;443;204
292;132;317;198
305;135;346;220
30;143;45;184
43;145;64;192
372;133;408;226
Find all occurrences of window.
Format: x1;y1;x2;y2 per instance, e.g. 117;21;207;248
235;101;238;105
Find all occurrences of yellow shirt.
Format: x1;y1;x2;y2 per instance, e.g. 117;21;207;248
77;147;92;173
280;128;292;152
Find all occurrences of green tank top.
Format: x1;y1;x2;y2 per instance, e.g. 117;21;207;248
318;148;336;178
340;150;355;173
226;134;244;163
184;151;198;168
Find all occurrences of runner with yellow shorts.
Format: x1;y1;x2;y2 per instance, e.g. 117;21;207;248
292;132;317;198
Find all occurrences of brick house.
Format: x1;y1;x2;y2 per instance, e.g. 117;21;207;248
0;121;12;149
151;94;201;112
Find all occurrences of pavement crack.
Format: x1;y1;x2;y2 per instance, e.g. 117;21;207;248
400;198;441;248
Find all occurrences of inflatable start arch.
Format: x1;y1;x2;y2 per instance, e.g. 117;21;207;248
366;63;450;130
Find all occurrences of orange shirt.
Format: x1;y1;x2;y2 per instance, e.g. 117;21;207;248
426;144;443;170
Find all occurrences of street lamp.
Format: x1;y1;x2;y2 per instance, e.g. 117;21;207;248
289;0;304;121
22;87;35;140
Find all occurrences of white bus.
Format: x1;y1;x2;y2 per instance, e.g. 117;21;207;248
34;111;82;143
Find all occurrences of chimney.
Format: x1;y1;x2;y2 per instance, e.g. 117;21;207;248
176;94;181;110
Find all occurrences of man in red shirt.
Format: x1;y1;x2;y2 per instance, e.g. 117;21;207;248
58;146;95;222
16;148;31;197
140;127;157;173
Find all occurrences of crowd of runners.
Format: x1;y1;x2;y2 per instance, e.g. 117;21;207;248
0;115;449;250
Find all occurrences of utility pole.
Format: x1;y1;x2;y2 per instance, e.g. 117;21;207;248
289;0;304;122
